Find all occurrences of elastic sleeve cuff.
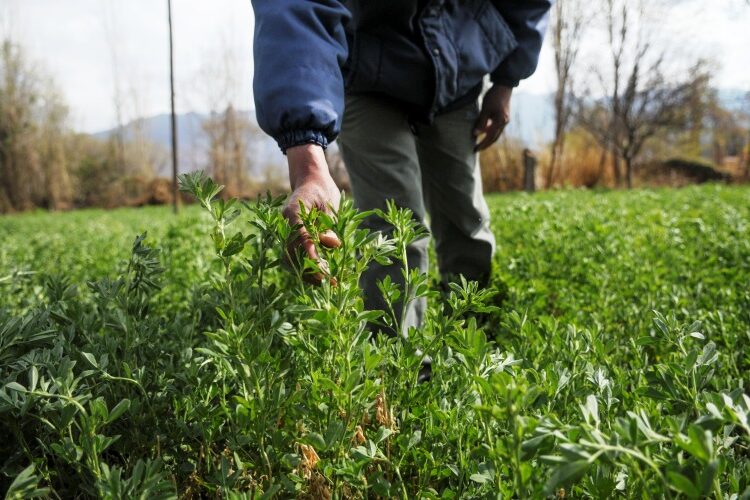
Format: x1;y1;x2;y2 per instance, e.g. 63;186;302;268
277;130;330;154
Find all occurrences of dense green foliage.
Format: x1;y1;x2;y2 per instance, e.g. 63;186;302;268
1;180;749;499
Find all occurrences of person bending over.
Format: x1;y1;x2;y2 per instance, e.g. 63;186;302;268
251;0;553;331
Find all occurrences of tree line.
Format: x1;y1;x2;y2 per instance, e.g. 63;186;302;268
1;1;749;212
0;35;277;214
481;0;750;192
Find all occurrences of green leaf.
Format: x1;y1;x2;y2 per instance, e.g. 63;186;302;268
469;472;491;484
667;471;699;499
371;473;392;496
28;366;38;392
407;430;422;449
676;426;713;462
698;460;718;495
4;382;26;393
696;342;718;367
544;460;590;493
343;370;362;393
374;426;394;444
351;445;372;461
469;462;495;484
521;433;549;459
303;432;326;450
257;483;282;500
357;310;384;324
82;352;98;368
653;316;669;336
582;394;599;426
221;232;248;257
687;320;703;334
108;399;131;423
689;425;713;460
4;464;50;499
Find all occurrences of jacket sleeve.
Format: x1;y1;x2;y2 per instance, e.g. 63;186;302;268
251;0;350;152
491;0;553;87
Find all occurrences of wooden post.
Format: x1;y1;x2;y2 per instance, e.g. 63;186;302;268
523;148;537;193
167;0;179;213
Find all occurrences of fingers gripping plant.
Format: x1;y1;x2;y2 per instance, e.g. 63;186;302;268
177;173;514;497
179;173;419;496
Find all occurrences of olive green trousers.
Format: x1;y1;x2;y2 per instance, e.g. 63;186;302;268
338;93;495;334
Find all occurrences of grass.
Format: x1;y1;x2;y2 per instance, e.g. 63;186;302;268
1;180;749;498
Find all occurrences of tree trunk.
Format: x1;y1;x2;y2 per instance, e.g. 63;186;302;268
167;0;179;213
523;149;537;193
625;156;633;189
547;136;562;188
548;87;566;189
712;134;724;167
594;147;608;186
611;148;622;187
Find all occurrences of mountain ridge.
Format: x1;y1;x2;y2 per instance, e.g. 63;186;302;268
88;88;747;175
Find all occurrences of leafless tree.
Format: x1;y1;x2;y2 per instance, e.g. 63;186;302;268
100;0;163;182
38;83;73;209
578;61;709;188
191;30;260;195
603;0;633;186
101;0;126;173
0;39;72;212
575;0;709;188
203;104;252;197
0;39;39;211
546;0;585;188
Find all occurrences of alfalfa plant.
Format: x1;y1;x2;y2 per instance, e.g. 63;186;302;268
176;171;507;497
178;172;419;495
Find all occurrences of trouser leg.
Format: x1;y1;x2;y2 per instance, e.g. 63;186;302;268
338;94;427;336
415;100;495;285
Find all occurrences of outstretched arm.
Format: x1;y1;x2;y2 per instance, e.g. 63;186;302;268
252;0;350;280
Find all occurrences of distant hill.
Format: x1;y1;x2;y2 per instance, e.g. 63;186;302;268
89;88;746;174
93;111;205;151
92;110;285;177
91;92;555;176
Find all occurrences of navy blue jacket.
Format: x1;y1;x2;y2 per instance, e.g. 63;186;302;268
251;0;552;152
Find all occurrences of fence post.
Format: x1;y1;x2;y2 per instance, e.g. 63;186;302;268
523;149;537;193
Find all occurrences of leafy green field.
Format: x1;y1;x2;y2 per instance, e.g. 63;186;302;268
1;180;749;498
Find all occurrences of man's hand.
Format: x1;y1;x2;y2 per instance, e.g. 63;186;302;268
284;144;342;284
473;84;512;152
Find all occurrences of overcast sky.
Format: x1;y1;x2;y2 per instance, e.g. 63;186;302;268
2;0;749;134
